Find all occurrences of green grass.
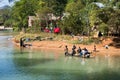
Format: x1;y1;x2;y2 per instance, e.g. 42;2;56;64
14;32;72;41
14;32;102;45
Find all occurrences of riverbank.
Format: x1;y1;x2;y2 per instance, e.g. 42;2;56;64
13;38;120;57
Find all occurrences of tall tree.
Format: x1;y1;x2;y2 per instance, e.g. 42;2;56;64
11;0;38;31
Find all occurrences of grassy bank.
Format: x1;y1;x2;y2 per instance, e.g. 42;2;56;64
14;32;104;46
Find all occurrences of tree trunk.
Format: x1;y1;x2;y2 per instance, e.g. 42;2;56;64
22;27;26;33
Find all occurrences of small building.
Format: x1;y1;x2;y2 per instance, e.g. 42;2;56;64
28;16;37;27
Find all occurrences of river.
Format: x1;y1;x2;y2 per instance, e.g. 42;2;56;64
0;32;120;80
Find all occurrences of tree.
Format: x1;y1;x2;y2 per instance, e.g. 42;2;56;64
38;0;67;18
11;0;38;31
60;0;85;35
0;7;11;26
53;0;67;17
98;23;109;36
107;9;120;35
60;13;83;35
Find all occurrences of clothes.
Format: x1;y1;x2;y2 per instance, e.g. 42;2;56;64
71;48;76;56
73;45;76;49
64;47;69;56
105;45;109;49
77;48;81;53
80;52;83;56
20;38;23;47
81;49;88;55
64;48;68;52
81;50;86;55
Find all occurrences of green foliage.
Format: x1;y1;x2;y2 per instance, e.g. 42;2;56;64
88;4;101;27
107;9;120;34
99;23;109;35
4;19;12;27
60;13;83;35
37;0;67;17
0;7;11;25
65;0;84;14
116;2;120;9
1;0;119;36
11;0;38;31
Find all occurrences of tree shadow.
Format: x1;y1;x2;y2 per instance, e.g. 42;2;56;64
109;37;120;48
15;67;120;80
13;57;54;67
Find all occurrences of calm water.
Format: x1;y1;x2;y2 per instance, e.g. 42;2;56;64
0;32;120;80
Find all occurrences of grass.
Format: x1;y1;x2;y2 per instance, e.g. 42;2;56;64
14;32;102;45
68;39;94;45
14;32;72;41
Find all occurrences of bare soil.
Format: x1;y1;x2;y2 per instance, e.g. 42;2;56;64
13;37;120;57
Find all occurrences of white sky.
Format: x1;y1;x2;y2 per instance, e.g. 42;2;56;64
0;0;9;7
0;0;19;8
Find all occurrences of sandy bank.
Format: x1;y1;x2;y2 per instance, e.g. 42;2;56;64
13;38;120;57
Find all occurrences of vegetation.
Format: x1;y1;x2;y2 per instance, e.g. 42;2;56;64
0;0;120;36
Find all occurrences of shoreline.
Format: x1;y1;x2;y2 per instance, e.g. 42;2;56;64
13;39;120;57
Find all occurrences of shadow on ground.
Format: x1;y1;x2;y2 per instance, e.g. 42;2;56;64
109;37;120;48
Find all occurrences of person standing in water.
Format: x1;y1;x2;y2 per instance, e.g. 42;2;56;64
20;37;24;47
64;45;69;56
71;45;76;56
77;47;82;56
77;47;81;53
20;37;26;47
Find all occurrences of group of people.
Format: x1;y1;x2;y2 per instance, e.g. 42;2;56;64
64;45;90;58
43;26;61;34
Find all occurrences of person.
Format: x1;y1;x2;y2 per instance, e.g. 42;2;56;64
105;45;109;49
81;48;86;57
20;37;24;47
74;45;76;48
20;37;26;47
64;45;69;56
98;31;102;38
76;47;82;56
81;47;90;58
84;47;90;58
71;45;76;56
44;27;50;33
84;47;88;53
77;47;81;54
54;27;61;34
50;26;53;33
93;45;96;52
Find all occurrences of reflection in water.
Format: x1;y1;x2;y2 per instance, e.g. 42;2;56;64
81;58;86;65
0;33;120;80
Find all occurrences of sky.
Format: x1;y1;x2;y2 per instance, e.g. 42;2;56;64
0;0;19;8
0;0;11;7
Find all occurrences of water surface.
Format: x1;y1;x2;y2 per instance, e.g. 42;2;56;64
0;32;120;80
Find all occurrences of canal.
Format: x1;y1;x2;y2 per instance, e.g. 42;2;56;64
0;32;120;80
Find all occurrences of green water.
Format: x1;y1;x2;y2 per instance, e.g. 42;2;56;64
0;32;120;80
